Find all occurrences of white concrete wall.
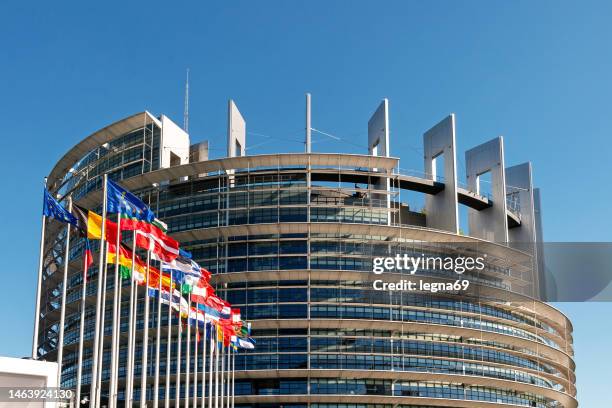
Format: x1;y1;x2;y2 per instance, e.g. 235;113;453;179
160;114;190;168
367;99;389;158
227;100;246;157
0;356;59;408
367;99;391;225
423;114;459;233
465;137;509;243
507;162;537;246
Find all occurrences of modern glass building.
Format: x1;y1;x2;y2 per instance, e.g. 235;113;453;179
35;100;577;407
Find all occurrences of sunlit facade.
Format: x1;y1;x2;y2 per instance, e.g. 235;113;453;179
36;105;577;407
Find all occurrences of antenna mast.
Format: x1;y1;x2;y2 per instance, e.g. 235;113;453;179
183;68;190;132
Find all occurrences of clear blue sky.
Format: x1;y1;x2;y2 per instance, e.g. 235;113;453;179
1;0;610;405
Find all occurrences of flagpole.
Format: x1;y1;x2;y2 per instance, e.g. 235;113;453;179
192;313;198;408
219;339;225;408
90;174;108;408
153;263;163;408
225;345;231;408
224;345;229;408
126;232;137;405
56;196;72;386
95;242;109;406
175;302;182;408
214;326;220;408
130;267;139;405
114;272;123;405
75;241;89;406
32;179;48;360
117;276;124;394
231;347;235;408
165;270;173;408
200;321;207;408
208;325;214;408
184;293;192;408
140;249;152;407
109;212;122;408
130;279;138;402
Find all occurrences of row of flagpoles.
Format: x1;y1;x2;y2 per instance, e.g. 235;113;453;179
34;174;255;407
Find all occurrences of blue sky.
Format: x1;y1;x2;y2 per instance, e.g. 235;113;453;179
0;0;610;405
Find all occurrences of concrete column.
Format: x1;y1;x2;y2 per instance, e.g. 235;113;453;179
368;99;389;158
534;187;546;298
423;114;459;233
227;100;246;157
465;136;508;243
368;99;391;225
506;162;537;246
507;162;539;296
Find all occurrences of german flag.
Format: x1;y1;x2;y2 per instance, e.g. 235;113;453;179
106;243;134;280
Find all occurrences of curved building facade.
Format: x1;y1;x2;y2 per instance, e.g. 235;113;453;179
35;101;577;407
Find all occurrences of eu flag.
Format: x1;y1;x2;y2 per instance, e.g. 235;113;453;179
106;179;155;222
43;189;77;225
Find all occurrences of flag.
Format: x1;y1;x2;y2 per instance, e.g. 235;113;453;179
122;214;177;253
200;268;212;282
231;335;255;350
216;323;224;347
106;243;133;279
106;180;178;262
171;273;197;294
190;277;209;305
106;179;154;222
219;319;236;346
196;303;221;321
159;289;180;312
70;205;118;241
210;325;217;352
203;291;224;310
42;189;77;225
83;238;93;282
126;217;173;239
174;272;197;295
152;217;167;232
136;229;179;263
237;322;251;338
161;257;204;293
70;205;89;236
235;337;255;350
163;256;202;278
106;243;146;284
230;336;238;351
84;209;119;241
181;282;192;295
221;303;231;317
161;256;203;288
204;293;231;318
193;307;205;322
160;288;189;315
148;267;174;291
188;307;206;328
231;308;241;324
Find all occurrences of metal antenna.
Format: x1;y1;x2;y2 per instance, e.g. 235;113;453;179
306;93;311;153
183;68;190;132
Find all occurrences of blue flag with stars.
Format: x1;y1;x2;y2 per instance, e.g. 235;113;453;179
106;179;155;222
42;189;77;225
